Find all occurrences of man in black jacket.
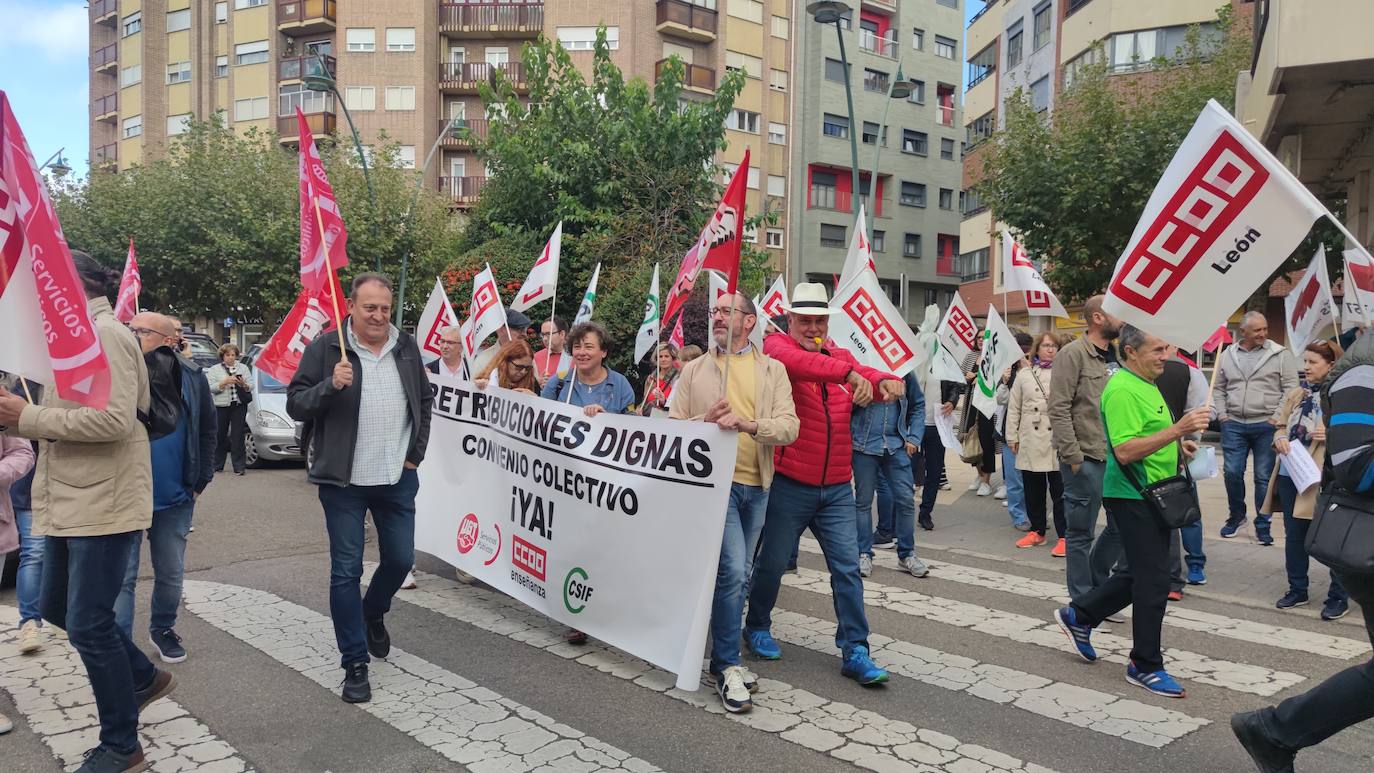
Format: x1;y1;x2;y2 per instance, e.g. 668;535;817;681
287;273;433;704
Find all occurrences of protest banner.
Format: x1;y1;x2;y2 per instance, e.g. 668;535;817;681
114;238;141;323
1000;229;1067;318
1342;245;1374;330
971;307;1019;419
416;376;738;690
417;277;459;364
1283;246;1337;355
253;273;344;384
511;221;561;313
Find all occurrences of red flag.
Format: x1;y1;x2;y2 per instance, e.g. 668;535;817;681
254;273;345;384
0;91;111;408
1201;324;1232;353
114;238;141;323
668;311;685;349
297;108;348;292
661;150;751;324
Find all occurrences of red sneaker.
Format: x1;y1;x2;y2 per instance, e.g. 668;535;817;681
1050;538;1066;558
1167;590;1184;602
1016;532;1047;549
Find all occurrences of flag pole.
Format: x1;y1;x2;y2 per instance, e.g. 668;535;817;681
1207;342;1227;408
19;379;34;404
307;179;349;361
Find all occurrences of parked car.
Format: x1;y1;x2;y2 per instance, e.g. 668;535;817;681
181;332;222;370
244;367;304;467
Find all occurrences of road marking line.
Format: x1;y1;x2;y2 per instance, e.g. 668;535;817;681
388;566;1059;771
180;580;661;773
784;565;1303;698
801;539;1369;660
0;606;254;773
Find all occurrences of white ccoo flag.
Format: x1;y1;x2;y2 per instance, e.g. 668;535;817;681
837;205;877;292
971;307;1020;419
464;264;508;358
1001;229;1067;318
634;263;661;364
416;277;459;364
830;213;922;378
1284;246;1337;355
934;290;978;382
510;221;561;312
1342;244;1374;331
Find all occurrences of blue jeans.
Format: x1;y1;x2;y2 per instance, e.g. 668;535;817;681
15;508;43;624
919;425;945;520
115;501;196;636
1061;460;1121;602
853;450;917;559
319;468;419;667
873;467;895;540
41;532;158;755
710;483;769;674
1221;420;1276;531
1001;445;1029;527
747;474;870;656
1276;475;1348;601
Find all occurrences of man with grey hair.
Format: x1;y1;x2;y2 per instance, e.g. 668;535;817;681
1213;311;1298;544
427;324;467;379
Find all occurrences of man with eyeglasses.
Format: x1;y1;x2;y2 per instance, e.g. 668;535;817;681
427;325;467;379
534;315;568;386
670;291;798;713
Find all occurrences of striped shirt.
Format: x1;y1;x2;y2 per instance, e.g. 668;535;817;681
1327;363;1374;493
348;324;412;487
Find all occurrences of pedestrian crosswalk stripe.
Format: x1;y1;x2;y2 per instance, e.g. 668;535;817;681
784;565;1304;697
178;581;661;773
800;539;1370;660
386;566;1059;773
0;606;254;772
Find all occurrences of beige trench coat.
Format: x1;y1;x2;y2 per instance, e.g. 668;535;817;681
1007;366;1058;473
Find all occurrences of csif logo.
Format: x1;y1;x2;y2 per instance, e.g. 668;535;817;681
563;567;594;614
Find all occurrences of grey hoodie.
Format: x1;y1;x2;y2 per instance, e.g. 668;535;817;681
1214;339;1298;423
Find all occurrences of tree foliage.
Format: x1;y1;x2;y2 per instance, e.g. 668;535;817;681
51;120;464;328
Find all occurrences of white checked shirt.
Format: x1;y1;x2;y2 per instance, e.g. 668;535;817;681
348;323;412;487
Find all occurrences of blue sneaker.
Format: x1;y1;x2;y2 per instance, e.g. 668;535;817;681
744;630;782;660
1220;517;1245;538
840;645;889;685
1321;597;1349;621
1186;566;1207;586
1053;607;1098;662
1126;662;1186;698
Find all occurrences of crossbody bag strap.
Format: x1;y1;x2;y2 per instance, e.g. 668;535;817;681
1102;399;1192;497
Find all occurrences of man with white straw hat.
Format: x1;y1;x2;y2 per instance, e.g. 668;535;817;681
744;283;905;686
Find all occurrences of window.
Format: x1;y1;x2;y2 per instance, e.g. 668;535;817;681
122;11;141;37
900;182;926;207
485;47;509;65
911;28;924;51
771;15;789;39
941;138;956;160
863;68;889;93
936;0;957;7
122;114;143;138
968;44;996;88
215;56;228;78
397;146;416;169
769;68;787;91
767;121;786;145
961;248;990;281
233;96;268;121
235;0;267;8
167;9;191;32
385;28;416;52
279;83;330;117
962;188;986;217
824;58;846;83
765;228;784;249
385;86;416;111
167;113;191;136
767;174;786;197
1106;24;1221;73
811;171;837;209
902;129;927;155
746;167;760;190
872;231;886;253
235;40;269;65
966;111;995;147
743;224;759;244
120;64;141;87
822;113;849;139
725;109;760;133
1030;76;1050;112
935;35;956;60
725;50;762;78
167;61;191;84
820;224;846;248
937;83;956;126
904;233;922;258
1032;2;1052;51
345;86;375;111
907;79;925;104
557;26;620;50
1007;21;1024;67
939;188;954;210
726;0;763;23
1063;46;1102;88
345;28;375;53
215;2;227;23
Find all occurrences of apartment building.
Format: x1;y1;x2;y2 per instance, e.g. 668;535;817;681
788;0;965;322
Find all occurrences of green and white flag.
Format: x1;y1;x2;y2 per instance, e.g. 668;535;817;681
556;262;601;378
972;305;1020;419
634;263;661;364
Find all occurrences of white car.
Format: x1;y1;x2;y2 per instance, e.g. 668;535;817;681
244;368;304;467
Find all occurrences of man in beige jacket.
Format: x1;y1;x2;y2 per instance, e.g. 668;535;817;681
0;252;174;773
670;290;798;715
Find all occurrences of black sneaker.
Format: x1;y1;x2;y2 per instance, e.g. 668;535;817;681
870;533;896;549
75;745;146;773
148;629;187;664
341;662;371;703
134;669;176;712
1321;597;1349;621
365;615;390;658
1275;590;1308;610
918;515;934;531
1230;710;1296;773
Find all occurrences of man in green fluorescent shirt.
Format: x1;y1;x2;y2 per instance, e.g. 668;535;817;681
1052;324;1210;699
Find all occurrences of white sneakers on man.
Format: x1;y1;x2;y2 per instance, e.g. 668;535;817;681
18;620;43;654
993;484;1007;500
967;479;980;492
976;482;992;496
713;665;753;713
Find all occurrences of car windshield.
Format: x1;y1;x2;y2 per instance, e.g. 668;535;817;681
187;338;219;359
256;370;289;394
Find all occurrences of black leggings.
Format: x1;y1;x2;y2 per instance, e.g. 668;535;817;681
1022;471;1065;537
216;403;247;472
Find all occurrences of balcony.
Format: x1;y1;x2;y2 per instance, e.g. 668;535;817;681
439;61;527;93
278;53;336;83
277;0;336;36
655;58;715;95
91;0;117;25
438;175;488;206
93;93;118;122
92;42;118;73
439;118;488;148
937;255;960;278
278;110;337;145
656;0;718;43
858;30;898;59
92;143;117;168
438;2;543;38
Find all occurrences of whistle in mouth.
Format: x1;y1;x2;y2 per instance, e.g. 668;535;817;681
813;337;824;347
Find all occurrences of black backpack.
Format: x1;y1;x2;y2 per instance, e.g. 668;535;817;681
140;348;184;440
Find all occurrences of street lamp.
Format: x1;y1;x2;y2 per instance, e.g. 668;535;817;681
304;53;381;272
39;148;72;177
394;116;463;326
807;1;862;231
865;63;913;238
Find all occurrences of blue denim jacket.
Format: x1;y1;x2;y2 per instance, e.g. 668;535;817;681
850;371;923;455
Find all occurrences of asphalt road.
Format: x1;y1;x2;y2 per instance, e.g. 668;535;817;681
2;462;1372;772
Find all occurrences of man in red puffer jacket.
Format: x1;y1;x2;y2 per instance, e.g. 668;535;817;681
743;283;905;686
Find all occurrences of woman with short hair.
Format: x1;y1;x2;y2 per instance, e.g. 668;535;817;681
539;322;635;417
206;343;252;475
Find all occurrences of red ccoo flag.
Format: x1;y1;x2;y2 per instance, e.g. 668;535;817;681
114;237;141;323
1200;324;1232;354
297;108;349;293
661;149;751;325
0;91;111;408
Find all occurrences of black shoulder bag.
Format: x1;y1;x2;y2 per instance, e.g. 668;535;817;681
1104;412;1201;529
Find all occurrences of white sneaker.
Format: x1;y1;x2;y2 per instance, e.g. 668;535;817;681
0;710;12;734
967;480;981;491
18;619;43;654
939;481;951;491
713;665;753;713
455;569;476;585
1002;500;1008;507
738;665;760;693
901;555;930;578
859;554;873;577
993;485;1007;500
401;572;418;590
977;482;992;496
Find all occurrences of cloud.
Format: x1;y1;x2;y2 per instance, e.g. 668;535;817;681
0;1;88;62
